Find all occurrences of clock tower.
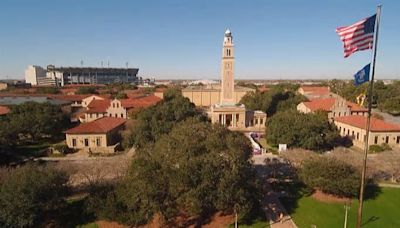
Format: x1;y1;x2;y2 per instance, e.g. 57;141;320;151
220;29;235;105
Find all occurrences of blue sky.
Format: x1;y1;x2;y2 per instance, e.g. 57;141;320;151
0;0;398;79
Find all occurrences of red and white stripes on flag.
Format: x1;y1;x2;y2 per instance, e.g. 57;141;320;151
336;15;376;58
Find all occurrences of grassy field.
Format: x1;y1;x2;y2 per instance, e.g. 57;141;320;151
284;187;400;228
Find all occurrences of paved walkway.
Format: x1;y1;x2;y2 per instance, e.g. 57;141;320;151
252;154;297;228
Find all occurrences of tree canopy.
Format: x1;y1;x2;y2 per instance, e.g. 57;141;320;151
76;87;98;94
0;102;69;145
88;118;260;226
299;157;360;197
123;89;205;148
240;85;307;116
329;79;400;116
266;110;342;151
36;87;60;94
0;164;69;227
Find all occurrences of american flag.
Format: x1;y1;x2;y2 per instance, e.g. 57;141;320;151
336;14;376;58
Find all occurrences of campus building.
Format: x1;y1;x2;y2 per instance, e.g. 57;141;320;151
25;65;47;86
334;115;400;149
182;85;253;107
297;97;367;120
297;86;331;99
25;65;139;86
79;95;161;123
65;117;126;153
0;82;8;91
208;30;266;132
0;106;10;116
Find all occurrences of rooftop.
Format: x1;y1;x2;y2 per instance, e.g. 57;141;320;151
302;98;367;112
65;117;126;134
0;96;72;106
334;115;400;132
299;86;330;94
47;66;139;74
0;106;10;115
120;95;161;109
86;99;111;113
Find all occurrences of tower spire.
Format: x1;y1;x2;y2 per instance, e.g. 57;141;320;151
220;29;235;105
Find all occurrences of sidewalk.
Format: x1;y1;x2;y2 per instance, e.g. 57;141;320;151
252;154;297;228
263;185;297;228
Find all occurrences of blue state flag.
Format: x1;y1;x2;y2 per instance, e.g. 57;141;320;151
354;64;370;86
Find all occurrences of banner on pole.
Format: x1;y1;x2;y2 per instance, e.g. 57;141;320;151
354;64;371;85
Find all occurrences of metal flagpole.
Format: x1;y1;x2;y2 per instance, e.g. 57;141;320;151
356;5;382;228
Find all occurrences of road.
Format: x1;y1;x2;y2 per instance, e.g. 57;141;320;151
252;153;298;228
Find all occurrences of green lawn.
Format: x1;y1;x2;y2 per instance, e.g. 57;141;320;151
284;187;400;228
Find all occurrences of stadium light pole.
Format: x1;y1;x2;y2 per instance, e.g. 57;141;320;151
356;5;382;228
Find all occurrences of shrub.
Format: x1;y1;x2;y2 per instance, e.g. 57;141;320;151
115;92;128;99
0;164;69;227
76;87;98;94
36;87;60;94
299;157;360;198
52;143;69;155
369;144;392;153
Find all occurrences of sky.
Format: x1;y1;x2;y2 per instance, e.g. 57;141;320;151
0;0;399;80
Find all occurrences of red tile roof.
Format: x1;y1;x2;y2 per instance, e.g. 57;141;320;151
300;86;330;94
65;117;126;134
0;106;10;115
334;115;400;132
303;98;367;112
50;94;91;102
120;95;161;109
86;99;111;113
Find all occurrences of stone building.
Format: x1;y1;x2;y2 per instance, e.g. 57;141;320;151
208;29;266;132
65;117;126;153
334;115;400;149
79;95;161;123
297;86;331;99
182;85;253;107
297;97;367;120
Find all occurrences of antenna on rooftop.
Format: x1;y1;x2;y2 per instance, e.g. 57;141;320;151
80;60;84;67
107;60;110;68
101;61;103;68
126;62;129;68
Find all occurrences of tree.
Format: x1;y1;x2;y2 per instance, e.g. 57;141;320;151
240;85;307;116
115;92;128;99
76;87;98;94
299;157;360;197
329;79;400;115
89;118;261;226
36;87;60;94
266;110;341;151
123;90;205;148
2;102;69;144
0;164;69;227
